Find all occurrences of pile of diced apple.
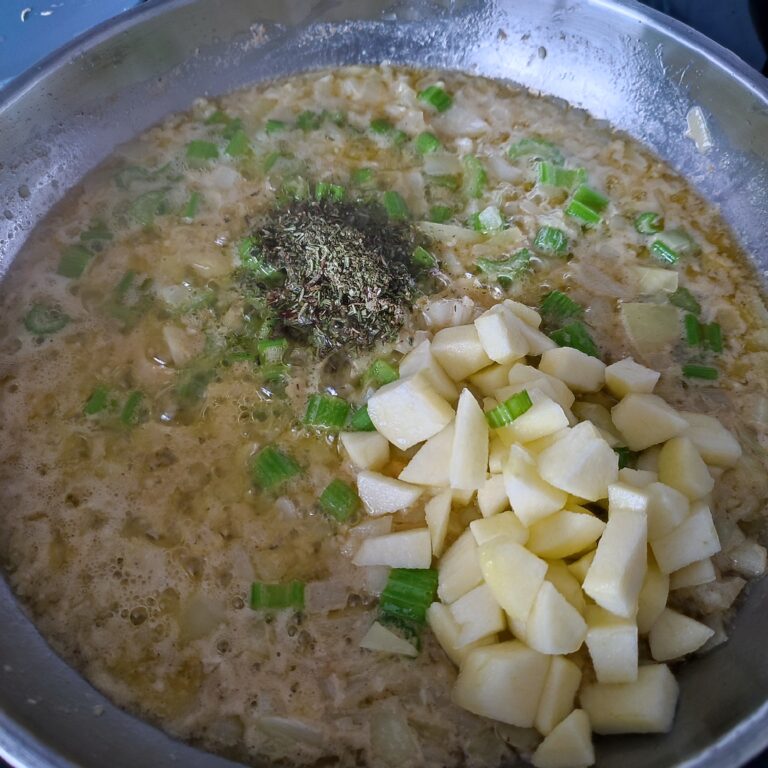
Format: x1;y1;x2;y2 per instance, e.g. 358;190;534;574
340;296;749;768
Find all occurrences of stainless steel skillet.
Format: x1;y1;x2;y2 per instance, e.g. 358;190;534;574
0;1;767;766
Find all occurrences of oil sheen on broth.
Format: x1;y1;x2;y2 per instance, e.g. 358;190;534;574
0;67;767;768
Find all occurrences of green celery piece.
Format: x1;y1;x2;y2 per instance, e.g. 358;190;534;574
429;205;453;223
83;386;110;416
412;246;437;269
379;568;439;625
296;111;322;131
539;290;583;322
23;303;70;335
129;189;167;226
463;155;487;199
367;359;399;386
186;140;219;161
351;167;374;185
318;479;360;523
347;405;376;432
682;364;718;380
669;287;701;314
476;249;532;284
415;131;441;154
182;191;201;219
80;220;113;243
250;446;301;489
225;129;250;157
418;85;453;112
533;225;568;255
250;580;304;610
57;245;92;278
304;393;350;429
634;211;664;235
120;391;144;425
549;321;600;358
382;191;409;220
265;119;287;134
508;137;564;165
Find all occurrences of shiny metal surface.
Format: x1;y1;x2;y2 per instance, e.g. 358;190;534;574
0;1;767;766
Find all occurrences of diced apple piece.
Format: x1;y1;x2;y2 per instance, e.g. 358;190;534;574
669;557;716;590
571;402;621;445
489;436;507;474
648;608;714;662
509;364;575;410
425;490;452;558
507;393;569;444
526;510;605;560
452;641;552;727
604;357;660;398
477;474;508;518
651;502;721;574
524;429;571;457
398;423;454;486
526;581;587;655
340;431;390;471
515;319;559;355
567;550;595;584
427;602;496;666
357;471;423;516
611;394;688;451
450;583;506;646
727;539;767;578
637;445;661;472
399;339;460;403
657;436;714;500
438;529;483;604
620;303;680;354
618;468;658;487
504;445;568;525
502;299;542;328
360;621;417;657
608;482;650;515
537;422;619;502
452;487;474;505
583;509;647;618
368;372;454;450
352;528;432;568
539;347;606;393
470;511;528;546
580;664;679;734
470;363;513;396
636;556;669;634
432;325;492;382
532;709;594;768
478;535;548;622
585;605;638;683
474;306;529;364
546;561;586;615
680;411;742;467
632;265;679;295
535;656;583;735
645;482;690;541
450;389;489;491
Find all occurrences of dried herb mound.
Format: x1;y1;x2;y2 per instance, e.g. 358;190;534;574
246;198;422;354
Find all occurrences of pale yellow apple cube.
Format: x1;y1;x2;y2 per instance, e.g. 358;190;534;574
657;436;714;500
526;581;587;655
425;490;452;558
504;444;568;526
546;560;586;615
608;482;650;515
478;535;548;622
636;555;670;635
357;471;423;516
368;372;455;450
617;467;658;488
514;316;558;355
427;602;496;666
352;528;432;568
645;481;690;541
340;431;390;471
535;656;583;735
539;347;606;393
649;608;714;661
509;363;575;410
585;605;638;683
359;621;418;657
450;583;506;647
670;557;716;590
474;306;529;364
679;411;742;467
502;299;542;328
398;423;454;486
470;363;513;396
580;664;679;734
470;511;528;546
632;265;679;295
604;357;660;398
567;550;595;584
611;393;688;451
477;474;509;518
532;710;595;768
432;324;492;382
526;509;605;560
452;641;552;727
489;436;507;474
398;339;459;403
507;392;570;444
438;529;484;604
651;502;721;574
450;389;489;491
583;509;647;618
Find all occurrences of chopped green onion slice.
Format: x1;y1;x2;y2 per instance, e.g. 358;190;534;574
566;199;602;226
485;390;534;429
429;174;461;192
463;155;487;199
418;85;453;112
650;239;679;264
204;110;230;125
412;246;437;269
634;212;664;235
238;237;283;283
429;205;453;223
304;393;350;430
250;446;301;489
476;249;532;285
120;391;144;425
415;131;442;155
257;338;287;365
656;228;699;258
351;167;374;185
263;150;283;172
296;110;322;131
367;359;399;386
225;129;250;157
508;137;564;165
182;191;202;219
347;405;376;432
250;580;304;611
682;364;718;380
319;479;360;523
540;290;583;322
615;446;638;470
477;205;504;233
315;181;345;202
533;225;568;255
186;140;219;161
550;321;600;358
23;303;70;335
57;244;92;278
684;313;702;346
265;119;287;134
538;162;585;189
370;118;408;144
572;185;609;213
705;322;723;353
83;386;109;415
129;190;167;226
382;191;409;220
379;568;438;625
669;287;701;314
